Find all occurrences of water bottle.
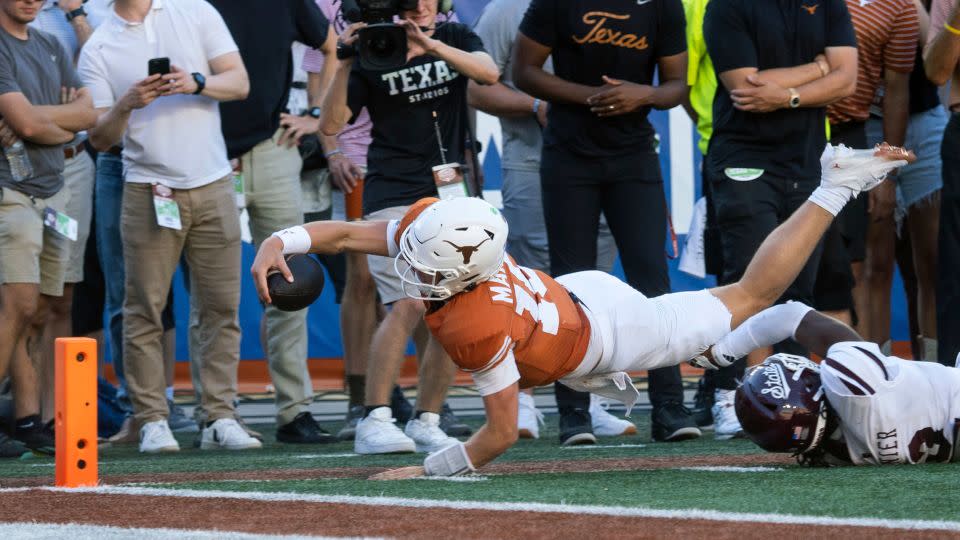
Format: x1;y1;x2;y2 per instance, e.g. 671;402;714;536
4;140;34;182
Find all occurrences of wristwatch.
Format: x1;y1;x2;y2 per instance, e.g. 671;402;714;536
307;107;322;119
788;87;801;109
65;6;87;22
191;72;206;95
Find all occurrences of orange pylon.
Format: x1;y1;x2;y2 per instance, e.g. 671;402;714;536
55;337;98;487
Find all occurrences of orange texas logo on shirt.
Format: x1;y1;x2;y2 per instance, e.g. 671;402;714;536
801;3;819;14
571;11;649;50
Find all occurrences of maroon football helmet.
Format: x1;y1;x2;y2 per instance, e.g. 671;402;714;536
735;354;831;455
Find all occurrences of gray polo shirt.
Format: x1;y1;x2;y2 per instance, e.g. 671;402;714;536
0;27;81;198
474;0;552;173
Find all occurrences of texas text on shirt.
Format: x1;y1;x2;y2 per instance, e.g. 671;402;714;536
345;22;485;215
821;342;960;465
704;0;857;180
77;0;238;188
518;0;686;162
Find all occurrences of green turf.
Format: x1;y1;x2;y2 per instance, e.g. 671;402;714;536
3;412;958;523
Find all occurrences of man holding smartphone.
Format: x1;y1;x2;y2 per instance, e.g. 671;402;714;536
79;0;256;454
321;0;499;455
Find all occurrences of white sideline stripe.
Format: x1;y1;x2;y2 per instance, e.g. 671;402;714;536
9;485;960;532
292;454;359;459
560;444;647;450
415;475;489;483
678;466;783;473
0;522;376;540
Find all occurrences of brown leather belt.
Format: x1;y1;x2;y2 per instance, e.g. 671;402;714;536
63;140;86;159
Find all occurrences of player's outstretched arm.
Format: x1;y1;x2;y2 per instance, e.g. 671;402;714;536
694;302;863;369
252;220;390;305
370;383;520;480
711;144;913;329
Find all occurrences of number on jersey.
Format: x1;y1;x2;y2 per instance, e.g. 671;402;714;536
488;258;559;334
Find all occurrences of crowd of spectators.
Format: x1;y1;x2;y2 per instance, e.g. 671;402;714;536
1;0;959;458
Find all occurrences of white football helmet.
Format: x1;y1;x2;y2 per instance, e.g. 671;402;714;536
394;197;508;301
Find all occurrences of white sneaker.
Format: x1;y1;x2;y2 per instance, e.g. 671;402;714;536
404;411;459;453
354;406;416;454
139;419;180;453
200;418;263;450
589;394;638;437
711;389;745;441
517;392;544;439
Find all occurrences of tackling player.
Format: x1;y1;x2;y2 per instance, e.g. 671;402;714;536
251;143;911;478
706;291;959;466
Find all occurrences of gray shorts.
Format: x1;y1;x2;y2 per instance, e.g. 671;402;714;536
867;106;946;209
63;151;95;284
365;205;410;305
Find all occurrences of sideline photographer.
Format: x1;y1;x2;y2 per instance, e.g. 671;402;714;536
320;0;498;455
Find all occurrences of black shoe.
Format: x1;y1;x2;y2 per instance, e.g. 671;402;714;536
439;402;472;437
558;408;597;446
14;415;54;455
0;432;26;458
651;401;702;442
276;412;337;444
390;386;414;424
337;404;365;441
692;378;715;430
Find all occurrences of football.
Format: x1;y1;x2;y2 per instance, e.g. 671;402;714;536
267;254;325;312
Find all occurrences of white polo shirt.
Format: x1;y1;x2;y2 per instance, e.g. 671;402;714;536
78;0;237;189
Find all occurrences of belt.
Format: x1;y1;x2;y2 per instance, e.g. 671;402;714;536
105;145;123;156
63;140;86;159
291;81;307;90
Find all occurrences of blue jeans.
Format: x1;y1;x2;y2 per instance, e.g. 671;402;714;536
95;153;128;399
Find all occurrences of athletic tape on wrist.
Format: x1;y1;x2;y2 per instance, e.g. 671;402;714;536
423;441;475;477
808;186;849;217
272;226;312;255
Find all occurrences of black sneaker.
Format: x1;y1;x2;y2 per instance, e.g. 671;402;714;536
337;404;365;441
14;415;54;455
390;386;414;424
276;412;337;444
692;378;715;430
558;408;597;446
0;432;26;458
439;402;473;437
651;401;702;442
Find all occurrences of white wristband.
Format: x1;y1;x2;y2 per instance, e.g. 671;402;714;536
272;226;312;255
423;441;475;477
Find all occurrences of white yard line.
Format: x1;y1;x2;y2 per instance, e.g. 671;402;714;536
4;485;958;532
560;444;647;450
291;454;359;459
0;522;378;540
677;466;783;473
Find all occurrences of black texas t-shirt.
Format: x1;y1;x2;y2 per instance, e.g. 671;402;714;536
519;0;686;159
704;0;856;181
348;22;484;215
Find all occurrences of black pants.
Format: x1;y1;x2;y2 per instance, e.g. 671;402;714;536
543;150;684;408
813;121;868;314
938;113;960;366
708;168;824;389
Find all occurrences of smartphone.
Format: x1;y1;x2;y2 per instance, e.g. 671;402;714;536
148;57;170;76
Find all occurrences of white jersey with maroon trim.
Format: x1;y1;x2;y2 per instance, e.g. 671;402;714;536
821;342;960;465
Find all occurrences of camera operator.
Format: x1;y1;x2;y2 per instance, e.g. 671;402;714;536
321;0;498;455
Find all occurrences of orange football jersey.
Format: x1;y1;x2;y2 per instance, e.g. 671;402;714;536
396;198;591;387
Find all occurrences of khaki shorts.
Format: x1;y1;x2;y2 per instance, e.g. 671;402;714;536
63;152;95;283
366;205;410;305
0;185;71;297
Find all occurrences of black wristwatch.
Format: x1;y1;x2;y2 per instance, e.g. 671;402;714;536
307;106;322;119
191;72;206;95
336;41;357;61
65;6;87;22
